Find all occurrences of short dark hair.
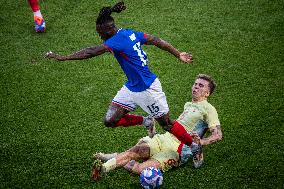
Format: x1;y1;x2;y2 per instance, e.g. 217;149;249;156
197;74;217;95
96;1;126;26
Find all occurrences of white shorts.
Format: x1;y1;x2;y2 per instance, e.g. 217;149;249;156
112;78;169;118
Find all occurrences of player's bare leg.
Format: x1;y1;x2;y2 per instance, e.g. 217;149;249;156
104;103;156;137
91;141;150;181
104;103;129;127
124;159;161;174
115;142;150;166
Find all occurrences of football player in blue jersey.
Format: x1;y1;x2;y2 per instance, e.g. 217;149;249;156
46;1;201;159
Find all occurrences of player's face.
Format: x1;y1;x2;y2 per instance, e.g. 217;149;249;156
192;78;210;101
96;24;113;41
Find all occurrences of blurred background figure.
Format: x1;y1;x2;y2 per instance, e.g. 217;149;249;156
28;0;46;32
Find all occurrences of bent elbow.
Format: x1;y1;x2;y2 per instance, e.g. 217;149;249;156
217;134;223;141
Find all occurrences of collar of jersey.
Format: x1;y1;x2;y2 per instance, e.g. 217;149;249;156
117;28;122;33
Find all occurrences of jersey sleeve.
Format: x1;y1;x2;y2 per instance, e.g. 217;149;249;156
206;105;220;128
134;31;147;44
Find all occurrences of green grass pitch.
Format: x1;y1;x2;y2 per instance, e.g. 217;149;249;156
0;0;283;188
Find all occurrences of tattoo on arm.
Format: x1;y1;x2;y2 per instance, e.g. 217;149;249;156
201;125;223;145
59;45;108;61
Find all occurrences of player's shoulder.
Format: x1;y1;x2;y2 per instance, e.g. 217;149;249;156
204;100;214;107
202;100;214;107
203;101;218;113
183;101;192;109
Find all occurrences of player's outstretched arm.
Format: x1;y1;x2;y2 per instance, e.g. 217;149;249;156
145;34;193;64
45;44;108;61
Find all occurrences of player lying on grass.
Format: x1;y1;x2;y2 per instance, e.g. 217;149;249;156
45;1;202;160
91;74;223;180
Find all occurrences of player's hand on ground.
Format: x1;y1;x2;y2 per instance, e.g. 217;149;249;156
179;52;193;64
45;51;64;61
45;51;55;59
191;132;201;144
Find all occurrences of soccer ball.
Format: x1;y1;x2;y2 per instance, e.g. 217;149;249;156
140;167;163;189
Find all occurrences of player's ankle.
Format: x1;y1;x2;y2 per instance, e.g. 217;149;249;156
143;116;154;128
33;10;43;18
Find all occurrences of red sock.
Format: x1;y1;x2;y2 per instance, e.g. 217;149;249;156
114;114;144;127
170;121;193;146
28;0;40;12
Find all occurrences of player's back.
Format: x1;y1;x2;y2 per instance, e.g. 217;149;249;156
104;28;157;92
105;29;148;64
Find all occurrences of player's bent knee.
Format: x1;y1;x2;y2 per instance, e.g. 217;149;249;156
128;146;141;155
128;144;150;158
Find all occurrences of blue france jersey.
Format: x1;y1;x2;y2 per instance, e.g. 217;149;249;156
103;29;157;92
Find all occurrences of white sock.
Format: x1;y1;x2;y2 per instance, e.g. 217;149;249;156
102;158;117;173
33;10;42;18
